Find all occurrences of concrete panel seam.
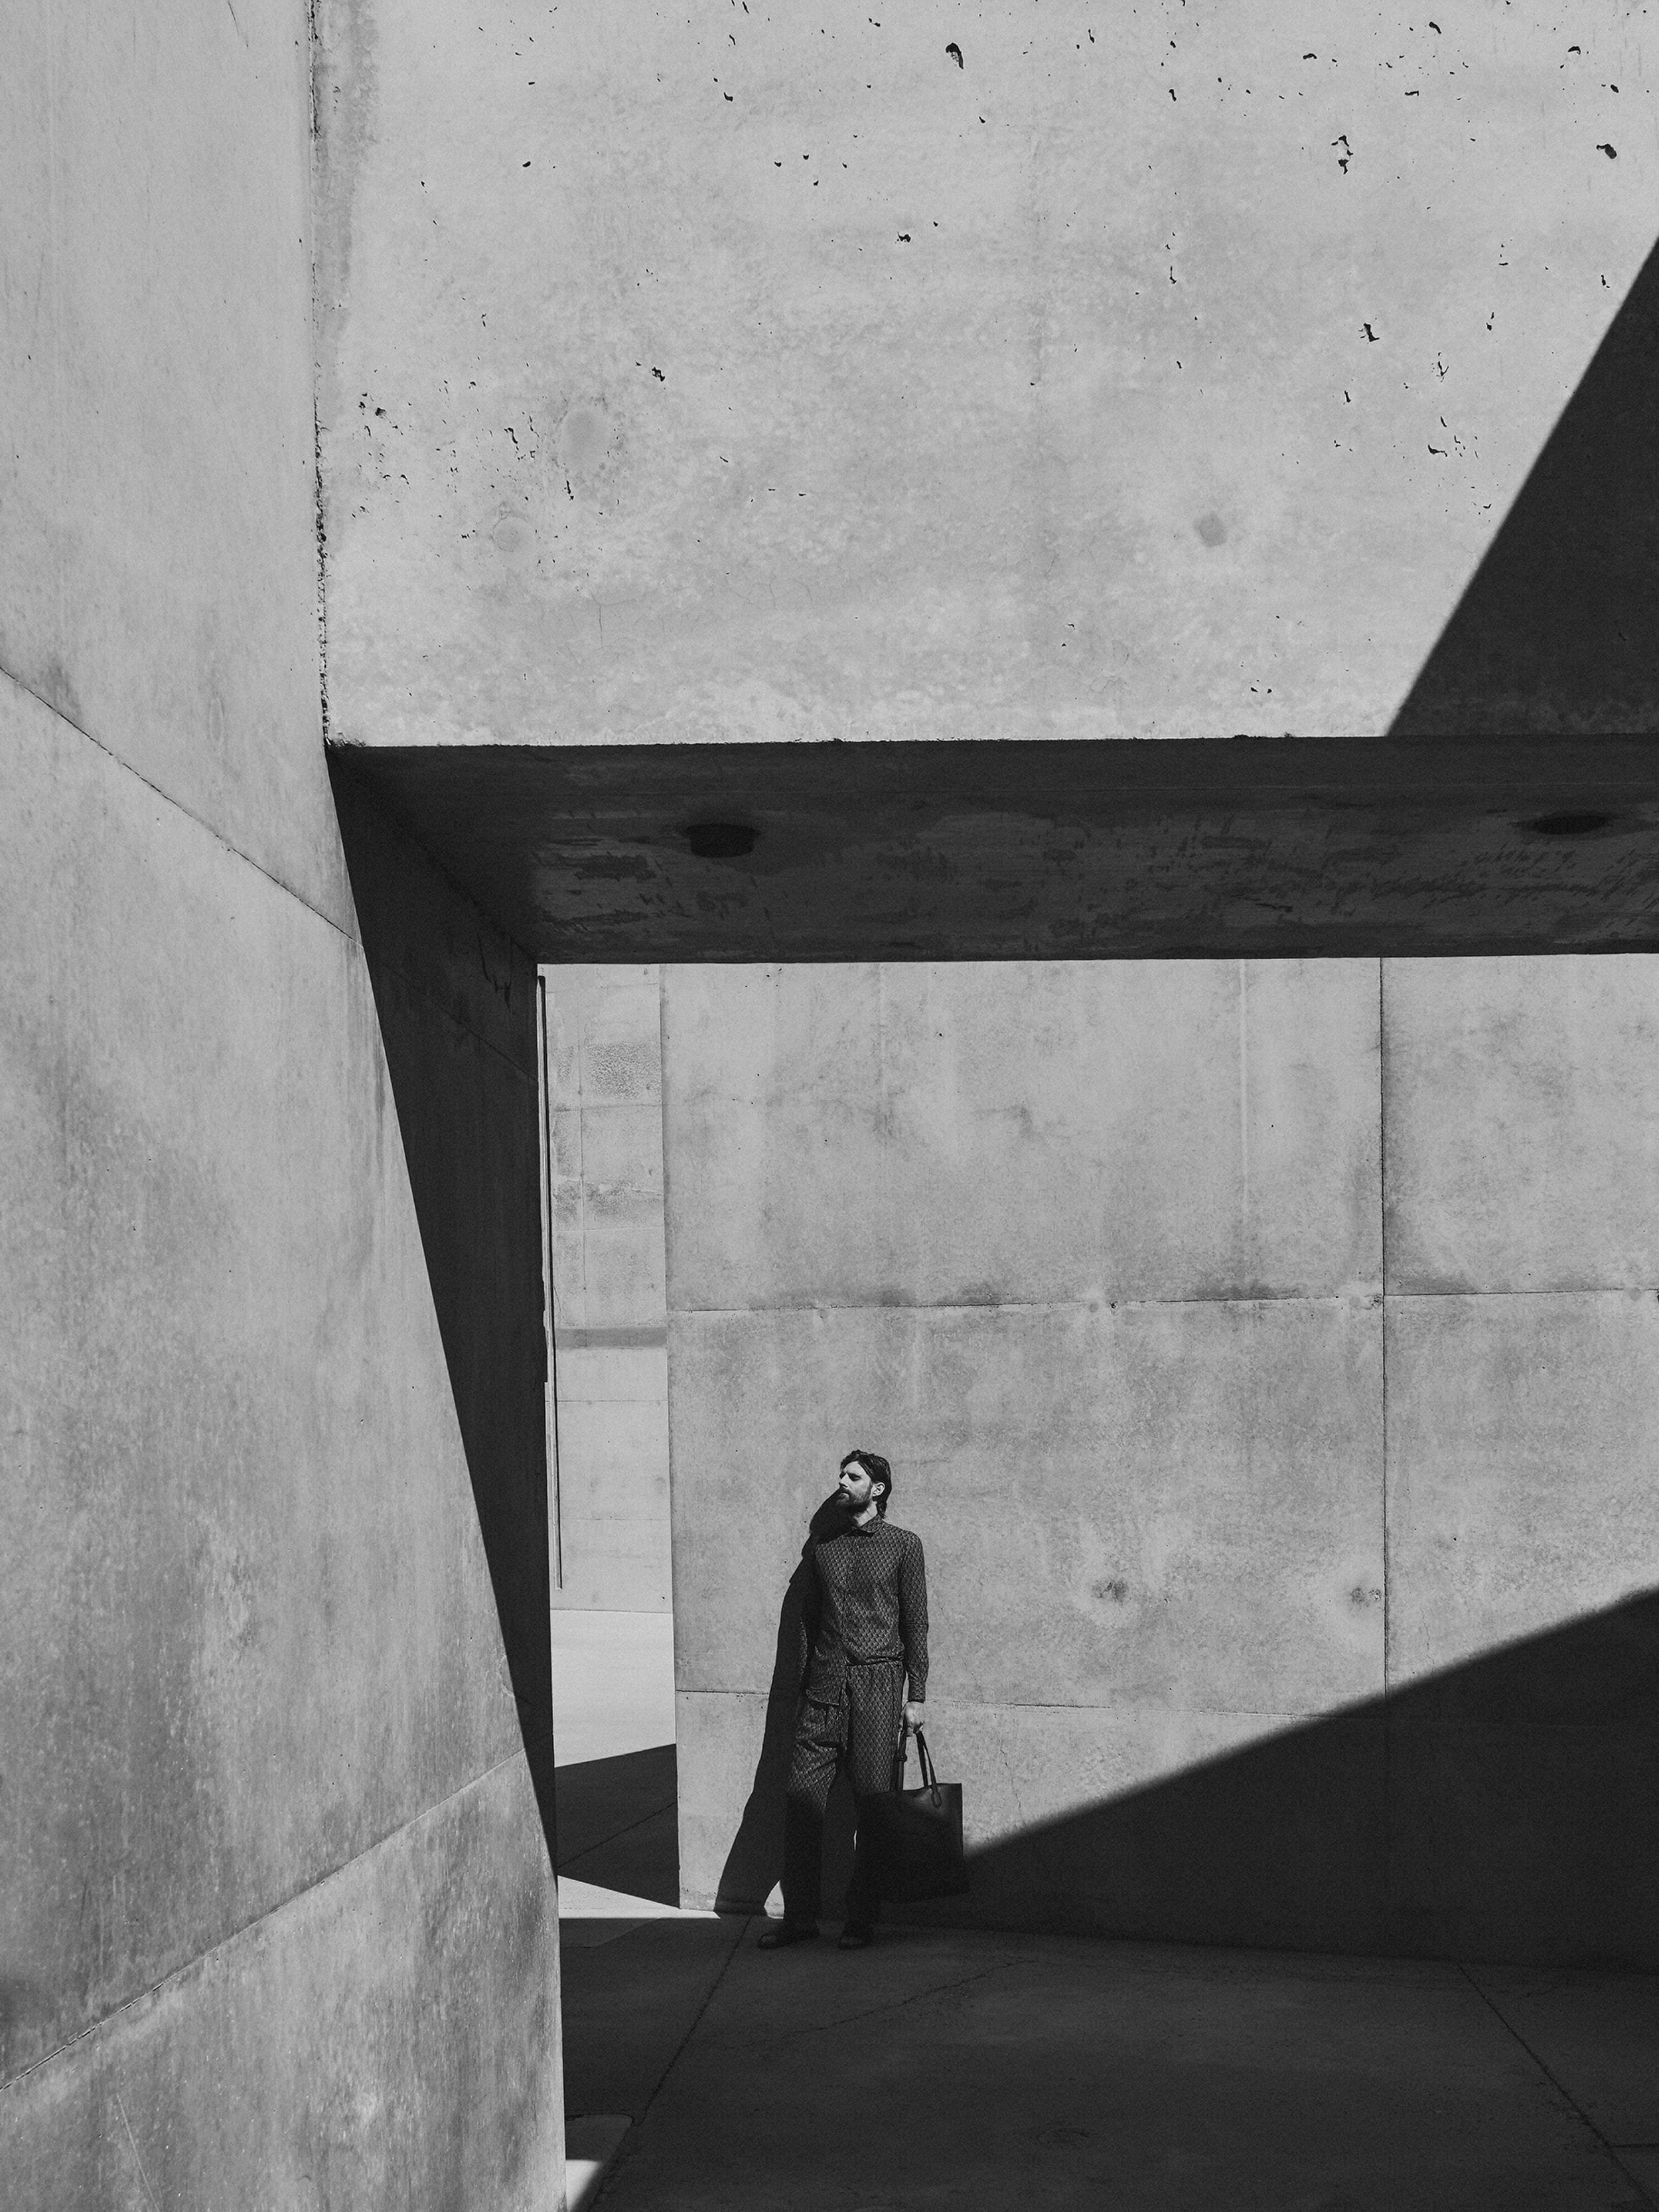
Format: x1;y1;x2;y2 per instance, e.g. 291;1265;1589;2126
763;1958;1025;2051
1454;1963;1634;2175
616;1914;747;2166
1;659;350;952
0;1747;538;2100
1379;955;1394;1927
1386;1285;1659;1301
670;1291;1384;1318
674;1689;1376;1722
1378;972;1392;1684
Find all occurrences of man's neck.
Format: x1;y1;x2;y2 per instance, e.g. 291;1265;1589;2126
851;1502;881;1528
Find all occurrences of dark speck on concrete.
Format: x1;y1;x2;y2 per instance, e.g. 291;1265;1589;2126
1597;142;1618;157
1526;810;1615;838
946;40;963;66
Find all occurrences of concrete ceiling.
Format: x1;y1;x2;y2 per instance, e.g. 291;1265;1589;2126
332;737;1659;960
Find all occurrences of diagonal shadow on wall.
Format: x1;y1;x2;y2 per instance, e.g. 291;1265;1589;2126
1391;236;1659;738
721;1567;1659;1968
328;757;558;1860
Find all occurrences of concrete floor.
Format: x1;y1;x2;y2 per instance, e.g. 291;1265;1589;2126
555;1613;1659;2210
566;1919;1659;2211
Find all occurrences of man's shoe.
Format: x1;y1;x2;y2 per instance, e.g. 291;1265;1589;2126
837;1925;873;1949
757;1921;819;1949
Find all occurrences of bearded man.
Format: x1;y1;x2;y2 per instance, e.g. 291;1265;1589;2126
758;1449;928;1953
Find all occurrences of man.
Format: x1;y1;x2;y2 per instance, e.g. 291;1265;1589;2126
758;1448;928;1951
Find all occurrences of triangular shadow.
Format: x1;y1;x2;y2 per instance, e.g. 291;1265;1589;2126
723;1559;1659;1964
328;754;557;1860
1392;234;1659;737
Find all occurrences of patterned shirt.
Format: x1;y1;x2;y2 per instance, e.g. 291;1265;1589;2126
800;1512;929;1706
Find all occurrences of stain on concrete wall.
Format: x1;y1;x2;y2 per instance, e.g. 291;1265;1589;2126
664;960;1659;1965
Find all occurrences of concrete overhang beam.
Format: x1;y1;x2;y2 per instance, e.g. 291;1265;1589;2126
330;736;1659;962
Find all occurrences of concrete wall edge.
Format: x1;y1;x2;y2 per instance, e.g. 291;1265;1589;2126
3;662;348;952
0;1746;538;2103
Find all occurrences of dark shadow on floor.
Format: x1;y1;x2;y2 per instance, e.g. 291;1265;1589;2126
1392;234;1659;735
328;758;557;1860
559;1917;748;2126
556;1745;680;1906
724;1578;1659;1966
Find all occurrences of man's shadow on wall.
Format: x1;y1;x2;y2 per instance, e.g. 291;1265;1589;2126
717;1496;864;1919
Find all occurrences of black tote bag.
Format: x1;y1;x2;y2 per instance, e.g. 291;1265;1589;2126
863;1728;970;1902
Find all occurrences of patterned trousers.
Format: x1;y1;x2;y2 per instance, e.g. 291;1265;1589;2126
781;1658;906;1930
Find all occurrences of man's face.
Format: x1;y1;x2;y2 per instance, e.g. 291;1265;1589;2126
837;1459;876;1514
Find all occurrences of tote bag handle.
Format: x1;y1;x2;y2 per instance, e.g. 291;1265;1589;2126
897;1724;944;1808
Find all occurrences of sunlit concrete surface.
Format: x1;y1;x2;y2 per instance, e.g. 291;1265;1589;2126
570;1924;1659;2211
553;1610;677;1768
17;0;1659;2197
551;1609;703;1941
545;968;672;1612
315;1;1659;746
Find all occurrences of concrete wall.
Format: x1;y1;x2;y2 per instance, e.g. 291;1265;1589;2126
315;0;1659;749
664;962;1659;1964
1;6;559;2203
543;966;672;1611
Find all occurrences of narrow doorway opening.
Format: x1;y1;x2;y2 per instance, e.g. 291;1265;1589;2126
538;964;678;1897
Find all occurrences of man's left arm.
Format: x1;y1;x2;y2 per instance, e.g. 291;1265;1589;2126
899;1530;929;1730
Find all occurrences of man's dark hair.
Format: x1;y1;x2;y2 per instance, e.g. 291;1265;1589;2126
841;1449;893;1516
